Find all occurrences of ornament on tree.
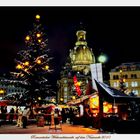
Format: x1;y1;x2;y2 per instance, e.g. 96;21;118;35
3;14;55;106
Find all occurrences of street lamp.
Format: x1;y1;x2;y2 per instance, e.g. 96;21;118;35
60;97;64;102
60;97;64;104
98;53;108;64
97;53;108;82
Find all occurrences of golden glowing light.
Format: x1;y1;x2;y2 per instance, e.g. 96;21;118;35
38;97;41;100
37;60;41;64
103;101;108;106
20;74;24;77
36;33;41;38
36;14;40;20
24;68;28;72
25;35;30;41
104;106;109;113
0;89;5;94
75;81;82;86
45;65;49;70
72;96;76;100
16;64;22;69
89;95;113;114
98;54;108;63
90;96;99;108
51;98;55;103
38;39;41;43
120;70;122;73
60;98;63;101
24;61;29;66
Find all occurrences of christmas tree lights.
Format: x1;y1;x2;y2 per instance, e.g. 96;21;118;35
3;14;54;106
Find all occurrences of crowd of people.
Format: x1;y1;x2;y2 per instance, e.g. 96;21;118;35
0;104;97;129
0;106;31;128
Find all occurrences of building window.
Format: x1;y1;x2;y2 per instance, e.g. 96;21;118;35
130;65;136;71
132;90;139;96
124;75;128;79
113;75;119;80
131;74;137;79
113;82;119;87
64;87;68;92
122;66;127;71
131;81;138;87
64;92;67;96
64;96;67;103
125;82;128;87
131;82;135;87
64;80;67;84
135;82;138;87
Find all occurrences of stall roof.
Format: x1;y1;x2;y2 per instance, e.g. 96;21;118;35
94;79;140;103
67;93;97;105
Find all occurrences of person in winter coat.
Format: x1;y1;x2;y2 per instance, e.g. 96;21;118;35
22;107;30;128
16;107;23;127
9;108;15;124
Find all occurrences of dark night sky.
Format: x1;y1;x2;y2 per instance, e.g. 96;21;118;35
0;7;140;83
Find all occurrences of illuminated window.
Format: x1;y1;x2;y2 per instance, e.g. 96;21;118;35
131;65;136;71
64;97;67;103
125;82;128;87
64;80;67;84
132;90;139;95
113;82;119;87
131;81;138;87
64;87;67;92
135;82;138;87
131;82;135;87
64;92;67;96
122;66;127;71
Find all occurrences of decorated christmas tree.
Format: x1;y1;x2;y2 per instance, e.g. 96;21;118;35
119;69;126;93
4;15;54;106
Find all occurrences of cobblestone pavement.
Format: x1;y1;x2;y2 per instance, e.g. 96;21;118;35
0;123;101;134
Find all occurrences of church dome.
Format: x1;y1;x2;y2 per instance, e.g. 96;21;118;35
73;46;95;65
70;30;95;65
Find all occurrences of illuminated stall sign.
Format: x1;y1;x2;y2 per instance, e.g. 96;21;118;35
73;75;82;96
